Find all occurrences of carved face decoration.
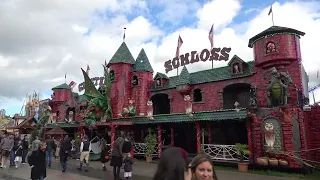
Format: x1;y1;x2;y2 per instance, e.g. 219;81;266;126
233;64;239;73
184;95;191;101
266;42;276;53
264;122;274;131
128;98;135;105
147;100;153;106
156;79;161;86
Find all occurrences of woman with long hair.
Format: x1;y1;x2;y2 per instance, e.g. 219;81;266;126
185;154;218;180
153;147;188;180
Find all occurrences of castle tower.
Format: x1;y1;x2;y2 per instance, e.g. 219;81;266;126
248;26;306;106
107;42;135;117
51;83;72;122
132;48;154;116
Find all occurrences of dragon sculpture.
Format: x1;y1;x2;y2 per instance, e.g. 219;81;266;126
81;65;113;127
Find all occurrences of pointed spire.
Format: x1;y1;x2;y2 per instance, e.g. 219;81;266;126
108;42;135;66
133;48;153;72
176;66;190;86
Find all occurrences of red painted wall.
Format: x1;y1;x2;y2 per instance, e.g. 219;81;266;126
304;106;320;163
132;71;153;116
109;63;134;116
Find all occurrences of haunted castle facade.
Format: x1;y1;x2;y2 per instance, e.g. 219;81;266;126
46;26;320;169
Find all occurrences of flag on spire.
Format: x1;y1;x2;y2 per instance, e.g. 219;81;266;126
175;35;183;58
268;6;273;15
105;59;107;67
86;64;90;75
123;27;126;42
317;70;319;78
208;24;214;49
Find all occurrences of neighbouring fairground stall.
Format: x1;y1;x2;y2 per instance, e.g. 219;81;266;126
32;25;320;172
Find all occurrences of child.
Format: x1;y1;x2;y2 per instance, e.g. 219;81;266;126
13;140;22;169
123;153;133;180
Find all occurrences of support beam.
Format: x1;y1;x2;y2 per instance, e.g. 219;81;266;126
157;124;162;158
196;122;201;153
170;127;174;147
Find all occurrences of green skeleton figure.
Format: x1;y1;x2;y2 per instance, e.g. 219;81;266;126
81;65;113;127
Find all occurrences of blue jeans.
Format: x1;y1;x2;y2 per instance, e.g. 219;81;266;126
22;150;28;163
32;175;44;180
46;150;52;166
60;153;67;170
10;150;15;165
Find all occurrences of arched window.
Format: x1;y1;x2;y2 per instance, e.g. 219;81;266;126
193;88;202;102
233;63;240;74
132;75;139;86
109;70;115;81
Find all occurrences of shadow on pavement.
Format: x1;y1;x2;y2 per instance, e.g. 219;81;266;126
50;161;152;180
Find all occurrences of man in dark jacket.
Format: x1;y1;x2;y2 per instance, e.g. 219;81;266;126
110;131;125;180
10;134;20;167
21;135;29;164
28;142;47;180
45;135;56;167
59;135;71;172
77;135;91;172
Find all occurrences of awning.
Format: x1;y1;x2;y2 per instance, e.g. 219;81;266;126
111;109;248;124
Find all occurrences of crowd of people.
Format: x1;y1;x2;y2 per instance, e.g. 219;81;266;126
0;131;217;180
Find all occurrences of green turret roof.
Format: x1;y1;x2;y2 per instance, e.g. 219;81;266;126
175;66;190;86
52;83;71;90
133;49;153;72
248;26;305;48
108;42;135;66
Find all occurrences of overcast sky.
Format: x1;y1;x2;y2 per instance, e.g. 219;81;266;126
1;0;320;116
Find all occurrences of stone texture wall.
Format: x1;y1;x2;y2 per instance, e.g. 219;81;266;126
304;106;320;163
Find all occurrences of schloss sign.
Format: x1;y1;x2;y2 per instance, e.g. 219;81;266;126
164;47;231;73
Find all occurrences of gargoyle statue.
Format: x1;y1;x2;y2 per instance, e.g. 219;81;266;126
146;100;154;120
184;95;193;117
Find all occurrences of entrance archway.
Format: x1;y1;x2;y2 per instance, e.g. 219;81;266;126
150;93;170;115
223;83;251;109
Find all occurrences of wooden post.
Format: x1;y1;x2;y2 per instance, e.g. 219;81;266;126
207;123;212;144
170;127;174;147
196;122;201;153
110;125;116;151
246;120;253;163
157;124;162;158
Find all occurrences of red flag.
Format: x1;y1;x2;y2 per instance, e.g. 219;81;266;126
175;35;183;58
65;73;66;79
69;81;77;89
86;64;90;75
208;24;214;49
268;6;272;15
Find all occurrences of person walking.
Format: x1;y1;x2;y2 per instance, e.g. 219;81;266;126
31;136;41;151
59;135;71;172
10;134;20;167
45;135;56;167
110;131;125;180
13;140;23;169
100;138;109;171
77;135;91;172
123;153;133;180
0;134;14;168
28;142;47;180
74;135;81;160
21;135;29;164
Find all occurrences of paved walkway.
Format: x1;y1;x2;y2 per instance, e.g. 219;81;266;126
0;158;303;180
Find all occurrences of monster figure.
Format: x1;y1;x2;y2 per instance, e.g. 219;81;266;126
184;95;193;117
146;100;154;120
81;65;113;127
119;98;137;117
264;122;275;149
264;67;293;107
32;104;53;138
